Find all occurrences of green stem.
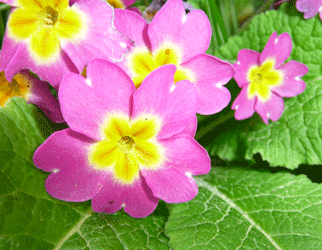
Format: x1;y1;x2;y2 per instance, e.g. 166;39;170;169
195;112;235;140
238;0;276;34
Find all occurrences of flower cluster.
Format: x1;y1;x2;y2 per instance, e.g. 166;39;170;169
0;0;308;217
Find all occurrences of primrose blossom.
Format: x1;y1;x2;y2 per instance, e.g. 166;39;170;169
114;0;235;115
0;0;130;88
0;70;63;122
33;59;210;218
232;32;308;124
296;0;322;20
275;0;322;20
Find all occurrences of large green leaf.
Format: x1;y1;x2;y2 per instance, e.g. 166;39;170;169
201;7;322;169
166;166;322;249
0;98;169;250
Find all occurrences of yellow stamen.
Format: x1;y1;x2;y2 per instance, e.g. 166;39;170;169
89;114;164;185
106;0;126;9
128;43;195;88
0;72;31;106
8;0;86;65
247;59;283;102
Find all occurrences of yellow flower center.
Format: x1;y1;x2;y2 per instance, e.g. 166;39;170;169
89;114;164;185
127;43;195;88
0;71;31;106
8;0;87;65
107;0;126;9
247;59;283;102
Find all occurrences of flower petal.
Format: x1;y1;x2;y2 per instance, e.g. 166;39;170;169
59;60;134;140
58;73;110;140
86;59;135;114
233;49;260;88
61;0;131;73
1;0;17;6
122;0;136;7
158;80;197;139
1;36;78;88
160;134;211;175
272;60;308;97
148;0;211;62
132;64;176;118
182;54;234;115
33;129;107;202
27;73;64;123
114;9;149;48
260;32;292;69
296;0;321;19
8;8;38;40
92;176;158;218
232;87;256;121
142;166;198;203
255;92;284;124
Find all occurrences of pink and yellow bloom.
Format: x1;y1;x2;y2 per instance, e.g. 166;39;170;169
0;69;63;122
33;59;210;218
114;0;234;115
232;32;308;124
0;0;130;88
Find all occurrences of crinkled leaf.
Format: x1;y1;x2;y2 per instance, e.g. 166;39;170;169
0;98;169;250
166;166;322;250
204;8;322;169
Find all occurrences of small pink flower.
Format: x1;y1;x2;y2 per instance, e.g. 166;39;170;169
0;0;131;88
114;0;234;115
296;0;322;20
0;69;63;122
33;59;210;218
232;32;308;124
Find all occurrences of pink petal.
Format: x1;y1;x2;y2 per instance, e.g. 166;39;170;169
0;29;20;72
59;60;134;141
233;49;260;88
132;64;176;119
148;0;211;62
160;134;211;175
92;176;158;218
61;0;131;73
255;92;284;124
260;32;292;69
181;115;197;137
0;0;16;6
126;6;141;15
142;166;198;203
158;80;197;139
232;87;256;121
272;60;308;97
122;0;136;7
182;54;234;115
26;72;64;123
1;37;78;88
33;129;107;202
114;9;149;48
296;0;321;19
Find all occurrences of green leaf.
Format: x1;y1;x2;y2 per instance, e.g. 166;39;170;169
0;98;170;250
201;9;322;169
166;166;322;250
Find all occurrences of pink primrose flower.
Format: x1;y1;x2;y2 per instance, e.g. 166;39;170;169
33;59;211;218
296;0;322;20
0;0;131;88
0;69;63;122
114;0;235;115
232;32;308;124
